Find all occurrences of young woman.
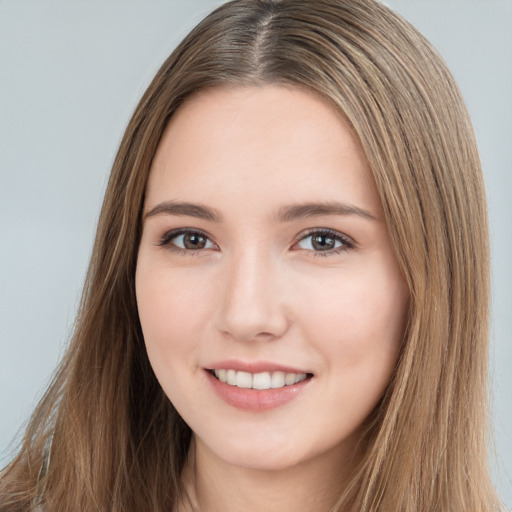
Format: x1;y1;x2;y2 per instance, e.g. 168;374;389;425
0;0;505;510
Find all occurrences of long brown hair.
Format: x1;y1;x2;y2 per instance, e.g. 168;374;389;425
0;0;503;510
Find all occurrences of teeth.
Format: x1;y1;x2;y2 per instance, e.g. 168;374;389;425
213;369;308;389
227;369;237;385
253;372;271;390
236;371;252;389
285;373;296;386
271;371;285;388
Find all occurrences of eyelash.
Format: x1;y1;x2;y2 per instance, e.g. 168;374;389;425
157;228;214;255
157;228;355;257
292;228;355;257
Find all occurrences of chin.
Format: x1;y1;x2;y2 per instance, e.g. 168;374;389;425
217;445;307;472
195;426;345;474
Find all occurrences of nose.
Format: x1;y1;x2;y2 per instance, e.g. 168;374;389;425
215;248;289;343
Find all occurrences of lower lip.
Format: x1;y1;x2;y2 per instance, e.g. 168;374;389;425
206;371;311;411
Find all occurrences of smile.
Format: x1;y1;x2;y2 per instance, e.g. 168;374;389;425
206;367;313;411
212;369;309;390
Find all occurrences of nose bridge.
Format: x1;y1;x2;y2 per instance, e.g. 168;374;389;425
216;244;288;342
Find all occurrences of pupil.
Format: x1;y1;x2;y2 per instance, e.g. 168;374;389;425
312;235;335;251
184;233;206;249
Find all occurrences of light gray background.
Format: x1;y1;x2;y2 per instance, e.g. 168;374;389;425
1;0;510;505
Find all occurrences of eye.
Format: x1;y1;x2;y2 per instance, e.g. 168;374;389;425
294;229;354;255
158;229;216;253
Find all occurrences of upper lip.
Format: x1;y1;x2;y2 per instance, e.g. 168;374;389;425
205;359;312;375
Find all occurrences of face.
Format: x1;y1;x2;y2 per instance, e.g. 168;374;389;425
136;85;409;472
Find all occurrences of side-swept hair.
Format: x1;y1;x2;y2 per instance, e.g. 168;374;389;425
1;1;503;510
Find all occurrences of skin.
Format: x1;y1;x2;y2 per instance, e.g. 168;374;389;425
135;85;409;511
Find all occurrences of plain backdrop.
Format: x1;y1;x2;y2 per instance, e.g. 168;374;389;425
1;0;511;505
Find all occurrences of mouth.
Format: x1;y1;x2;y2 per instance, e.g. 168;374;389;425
208;369;314;390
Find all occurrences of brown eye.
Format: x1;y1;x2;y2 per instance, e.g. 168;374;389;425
311;234;337;251
294;229;354;255
182;233;207;249
159;230;215;251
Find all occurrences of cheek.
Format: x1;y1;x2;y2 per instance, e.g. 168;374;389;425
136;263;233;419
135;265;214;375
296;264;408;372
137;259;216;327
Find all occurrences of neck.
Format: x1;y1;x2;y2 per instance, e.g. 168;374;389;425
179;436;358;512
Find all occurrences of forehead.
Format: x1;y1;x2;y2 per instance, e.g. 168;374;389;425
146;85;381;215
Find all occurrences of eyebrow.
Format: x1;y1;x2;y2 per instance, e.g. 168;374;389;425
143;200;376;223
276;201;377;222
144;201;223;222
